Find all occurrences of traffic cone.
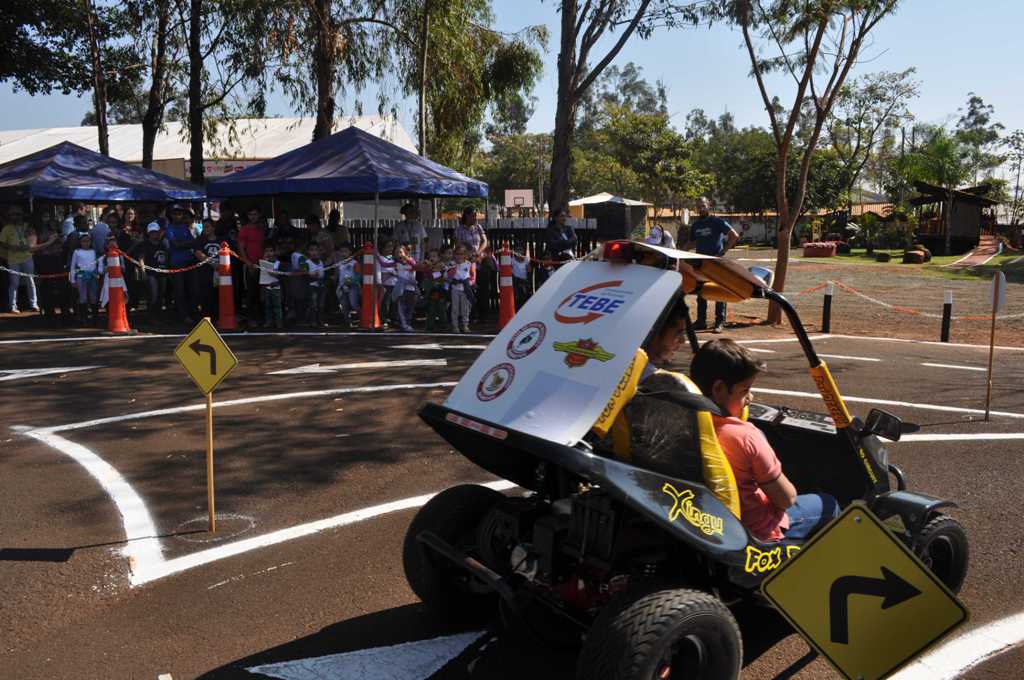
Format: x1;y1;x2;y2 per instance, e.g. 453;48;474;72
105;246;131;333
498;242;515;329
216;241;237;330
360;242;381;330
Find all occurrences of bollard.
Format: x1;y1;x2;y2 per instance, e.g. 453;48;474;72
105;246;131;333
940;290;952;342
498;243;515;329
821;283;833;334
360;242;381;330
216;242;237;330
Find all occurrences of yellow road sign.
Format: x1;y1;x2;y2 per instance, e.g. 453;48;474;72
762;503;967;680
174;318;238;395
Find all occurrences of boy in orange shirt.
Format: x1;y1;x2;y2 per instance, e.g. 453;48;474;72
690;338;838;542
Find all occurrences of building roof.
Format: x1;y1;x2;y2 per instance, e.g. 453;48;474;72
910;180;1000;207
569;191;652;207
0;116;417;166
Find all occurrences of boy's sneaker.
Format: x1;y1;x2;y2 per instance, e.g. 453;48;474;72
712;322;725;334
461;325;471;334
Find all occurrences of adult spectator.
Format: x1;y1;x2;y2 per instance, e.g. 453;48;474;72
326;208;351;248
91;209;112;256
34;218;66;325
394;203;428;260
165;204;200;324
454;206;487;255
645;224;676;248
62;202;86;239
545;208;577;261
0;205;42;313
122;207;139;236
238;205;267;324
684;197;739;333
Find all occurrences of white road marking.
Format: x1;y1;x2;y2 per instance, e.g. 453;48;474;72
268;358;448;375
892;611;1024;679
207;561;295;591
746;348;775;353
0;365;103;382
921;362;987;372
899;433;1024;442
824;333;1024;352
736;335;829;344
751;387;1024;420
393;343;489;350
36;381;459;434
0;331;496;345
247;631;486;680
817;353;881;362
21;429;163;583
134;480;515;586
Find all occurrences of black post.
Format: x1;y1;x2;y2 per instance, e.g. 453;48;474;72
940;290;952;342
822;284;833;334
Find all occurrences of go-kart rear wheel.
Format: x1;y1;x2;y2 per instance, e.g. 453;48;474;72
915;514;969;594
402;484;504;624
576;587;741;680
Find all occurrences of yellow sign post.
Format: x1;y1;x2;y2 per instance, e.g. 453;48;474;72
761;503;968;680
174;318;238;532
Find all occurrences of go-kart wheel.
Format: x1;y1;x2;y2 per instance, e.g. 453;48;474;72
915;514;969;594
402;484;504;624
576;587;741;680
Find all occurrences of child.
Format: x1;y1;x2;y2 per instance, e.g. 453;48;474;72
689;338;839;542
446;245;475;333
300;241;327;327
193;226;222;319
129;222;170;318
421;249;447;332
377;241;397;327
258;241;283;330
392;245;418;332
335;244;360;328
511;250;531;310
69;232;102;325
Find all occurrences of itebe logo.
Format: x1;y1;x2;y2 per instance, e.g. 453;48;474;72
553;280;633;325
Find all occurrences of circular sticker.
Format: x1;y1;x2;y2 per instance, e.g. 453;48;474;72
507;321;547;360
477;363;515;402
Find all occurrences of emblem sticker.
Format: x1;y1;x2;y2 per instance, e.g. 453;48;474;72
477;363;515;402
553;280;633;324
507;322;547;360
662;483;724;537
553;338;616;368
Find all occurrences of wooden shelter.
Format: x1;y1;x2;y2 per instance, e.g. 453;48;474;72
910;181;999;254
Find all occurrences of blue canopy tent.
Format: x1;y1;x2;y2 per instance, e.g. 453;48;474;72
0;141;206;204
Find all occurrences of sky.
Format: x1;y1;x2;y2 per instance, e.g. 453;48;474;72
1;0;1022;174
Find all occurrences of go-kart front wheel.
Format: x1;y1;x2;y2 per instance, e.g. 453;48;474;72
915;514;969;594
576;587;742;680
402;484;505;624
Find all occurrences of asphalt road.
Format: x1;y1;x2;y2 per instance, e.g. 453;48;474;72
1;328;1022;680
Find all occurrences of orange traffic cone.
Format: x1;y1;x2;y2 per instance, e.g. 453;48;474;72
105;246;131;333
216;242;237;330
498;242;515;329
360;242;381;330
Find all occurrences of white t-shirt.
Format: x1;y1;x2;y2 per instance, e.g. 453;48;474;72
511;256;528;280
69;248;101;283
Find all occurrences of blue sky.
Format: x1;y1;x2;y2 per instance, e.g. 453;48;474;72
2;0;1022;166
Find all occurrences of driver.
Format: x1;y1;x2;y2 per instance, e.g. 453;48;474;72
690;338;839;542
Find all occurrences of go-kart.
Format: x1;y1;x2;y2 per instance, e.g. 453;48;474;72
402;240;968;680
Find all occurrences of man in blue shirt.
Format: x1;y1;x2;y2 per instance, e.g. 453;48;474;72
165;204;200;324
684;197;739;333
61;202;86;240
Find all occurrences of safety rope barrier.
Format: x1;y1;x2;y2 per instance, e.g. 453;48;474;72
119;251;217;274
0;265;70;279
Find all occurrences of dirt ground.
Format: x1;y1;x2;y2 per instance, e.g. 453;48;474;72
727;248;1024;347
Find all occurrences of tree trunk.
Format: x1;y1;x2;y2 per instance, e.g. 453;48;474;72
417;1;430;156
548;0;578;214
311;0;336;142
141;0;170;169
187;0;204;184
944;190;953;255
84;0;109;156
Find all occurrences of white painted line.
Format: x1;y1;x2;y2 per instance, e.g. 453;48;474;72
736;335;830;344
1010;255;1024;265
921;362;987;372
136;480;516;585
746;348;775;354
35;381;459;434
900;433;1024;442
824;333;1024;352
268;358;448;375
247;631;486;680
0;365;102;382
158;675;174;680
393;343;489;350
0;331;497;345
975;241;1004;267
892;611;1024;679
817;353;881;363
752;387;1024;420
22;429;163;583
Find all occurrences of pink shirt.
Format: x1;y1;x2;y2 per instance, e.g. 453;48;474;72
712;415;790;542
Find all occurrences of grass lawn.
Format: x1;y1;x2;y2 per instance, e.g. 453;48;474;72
824;248;1023;282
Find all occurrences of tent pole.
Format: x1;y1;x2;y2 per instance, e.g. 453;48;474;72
373;191;380;330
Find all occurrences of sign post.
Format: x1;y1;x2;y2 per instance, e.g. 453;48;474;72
174;318;238;532
761;503;967;680
985;271;1006;421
